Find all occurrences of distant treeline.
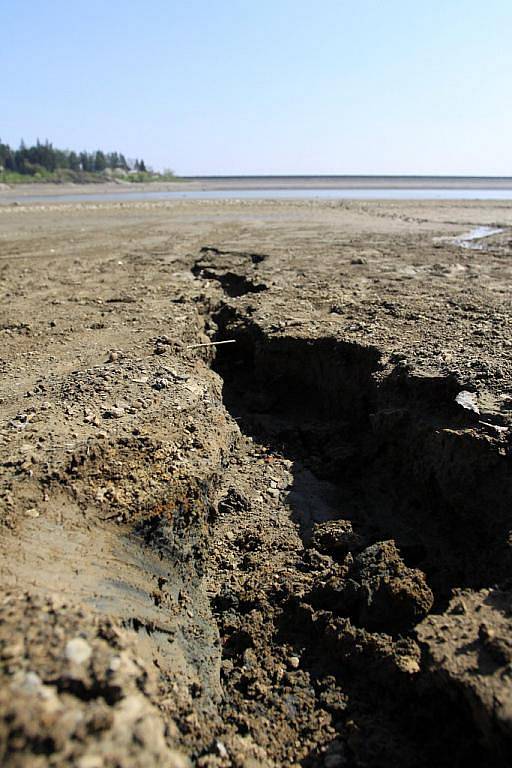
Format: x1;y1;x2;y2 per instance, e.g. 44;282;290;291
0;139;148;176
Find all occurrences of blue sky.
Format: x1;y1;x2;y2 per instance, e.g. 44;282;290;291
2;0;511;175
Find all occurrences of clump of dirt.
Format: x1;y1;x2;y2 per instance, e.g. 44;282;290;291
0;593;191;768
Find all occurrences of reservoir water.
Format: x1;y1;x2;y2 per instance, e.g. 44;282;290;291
3;187;512;204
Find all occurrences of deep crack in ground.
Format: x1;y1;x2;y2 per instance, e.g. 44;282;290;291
202;292;512;767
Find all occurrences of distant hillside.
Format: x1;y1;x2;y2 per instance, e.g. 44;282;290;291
0;139;175;183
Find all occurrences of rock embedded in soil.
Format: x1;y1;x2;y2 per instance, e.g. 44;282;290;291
310;519;364;556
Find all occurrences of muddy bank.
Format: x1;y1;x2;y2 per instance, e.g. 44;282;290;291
1;199;512;766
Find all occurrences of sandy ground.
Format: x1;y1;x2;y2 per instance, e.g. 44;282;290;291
1;197;512;767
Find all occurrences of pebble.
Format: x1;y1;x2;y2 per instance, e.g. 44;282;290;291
102;406;125;419
24;507;40;518
215;740;229;758
65;637;92;664
267;488;280;499
16;671;43;694
77;757;104;768
288;655;300;669
455;390;480;415
85;414;101;427
398;656;421;674
108;655;122;672
152;377;170;390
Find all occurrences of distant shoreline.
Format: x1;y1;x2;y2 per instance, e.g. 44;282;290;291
179;175;512;190
2;175;512;199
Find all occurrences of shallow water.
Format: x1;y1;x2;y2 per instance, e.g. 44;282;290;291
453;226;506;249
5;187;512;204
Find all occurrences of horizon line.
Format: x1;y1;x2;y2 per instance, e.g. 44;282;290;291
180;173;512;180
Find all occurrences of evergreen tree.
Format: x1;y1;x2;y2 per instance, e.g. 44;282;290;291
0;139;158;178
80;151;91;172
94;150;107;172
108;151;120;169
68;151;80;171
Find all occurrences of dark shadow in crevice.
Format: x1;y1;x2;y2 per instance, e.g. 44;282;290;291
212;306;512;598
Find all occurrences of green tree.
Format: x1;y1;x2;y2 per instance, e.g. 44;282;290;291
68;151;80;171
94;150;107;172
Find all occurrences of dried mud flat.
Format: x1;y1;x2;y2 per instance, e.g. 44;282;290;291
1;197;512;767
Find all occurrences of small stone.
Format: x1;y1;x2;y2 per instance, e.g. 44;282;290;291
397;655;421;674
455;390;480;415
268;488;280;499
288;655;300;669
215;740;228;758
24;507;40;518
16;671;43;694
152;377;170;390
311;519;363;555
77;757;104;768
65;637;92;664
102;406;125;419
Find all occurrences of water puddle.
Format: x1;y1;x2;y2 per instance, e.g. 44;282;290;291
434;226;506;251
453;226;505;249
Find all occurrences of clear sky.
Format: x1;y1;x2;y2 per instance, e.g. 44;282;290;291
2;0;511;175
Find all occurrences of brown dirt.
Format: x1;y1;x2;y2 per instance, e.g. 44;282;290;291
1;197;512;767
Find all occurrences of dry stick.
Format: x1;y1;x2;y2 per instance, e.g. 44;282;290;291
185;339;237;349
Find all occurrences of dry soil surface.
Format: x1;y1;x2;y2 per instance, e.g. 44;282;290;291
1;197;512;767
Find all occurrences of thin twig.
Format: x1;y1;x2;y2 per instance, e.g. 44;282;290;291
186;339;237;349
